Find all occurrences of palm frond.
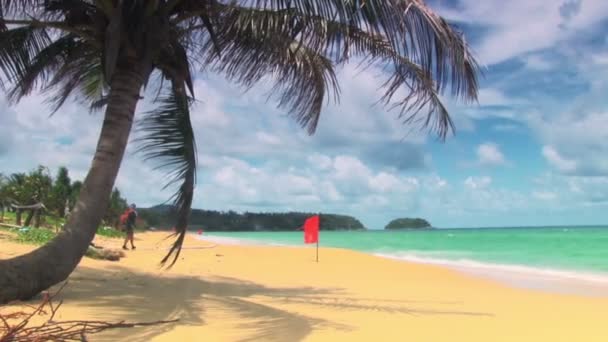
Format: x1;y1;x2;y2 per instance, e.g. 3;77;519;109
6;34;78;101
0;1;5;31
192;3;478;138
157;40;196;97
198;8;340;134
0;25;51;89
321;24;458;139
273;43;339;134
41;47;104;113
136;85;197;268
0;1;46;18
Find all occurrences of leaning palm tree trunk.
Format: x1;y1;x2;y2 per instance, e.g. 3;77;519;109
0;65;145;303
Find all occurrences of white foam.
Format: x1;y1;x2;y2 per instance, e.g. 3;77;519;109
373;251;608;285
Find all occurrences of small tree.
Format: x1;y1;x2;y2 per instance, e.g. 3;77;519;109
0;173;7;221
49;167;71;217
3;173;27;206
24;166;53;205
2;166;52;226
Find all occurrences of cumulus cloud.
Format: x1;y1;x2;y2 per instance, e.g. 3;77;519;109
307;153;333;170
532;173;608;208
0;99;16;156
191;153;429;228
541;146;577;173
477;88;512;107
476;143;507;166
435;0;608;65
534;111;608;176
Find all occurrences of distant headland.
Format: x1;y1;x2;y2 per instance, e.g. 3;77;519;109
138;205;366;231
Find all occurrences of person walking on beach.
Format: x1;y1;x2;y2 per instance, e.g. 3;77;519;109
122;204;138;250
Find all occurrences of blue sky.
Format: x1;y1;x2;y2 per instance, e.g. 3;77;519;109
2;0;608;229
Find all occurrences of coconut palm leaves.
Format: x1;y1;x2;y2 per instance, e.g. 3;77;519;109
0;0;480;266
138;86;196;266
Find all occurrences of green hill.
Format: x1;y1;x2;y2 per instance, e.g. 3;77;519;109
385;218;432;230
138;205;366;231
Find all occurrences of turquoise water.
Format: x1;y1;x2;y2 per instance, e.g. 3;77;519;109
202;227;608;276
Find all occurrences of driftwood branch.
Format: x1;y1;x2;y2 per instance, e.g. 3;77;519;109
0;282;178;342
10;203;46;211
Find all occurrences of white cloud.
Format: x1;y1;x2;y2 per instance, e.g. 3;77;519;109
476;143;507;166
541;146;578;173
532;173;608;207
477;88;512;106
464;176;492;190
426;175;449;191
307;153;333;170
436;0;608;65
332;155;372;181
523;54;554;70
190;80;231;128
195;153;426;219
532;191;558;201
369;172;418;193
255;131;281;145
534;111;608;176
591;53;608;66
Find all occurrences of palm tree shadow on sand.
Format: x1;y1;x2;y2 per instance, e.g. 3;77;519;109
45;266;492;341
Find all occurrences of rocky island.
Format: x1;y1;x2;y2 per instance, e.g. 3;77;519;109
385;218;432;230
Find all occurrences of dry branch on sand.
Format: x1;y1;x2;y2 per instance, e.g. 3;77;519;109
84;246;125;262
0;283;178;341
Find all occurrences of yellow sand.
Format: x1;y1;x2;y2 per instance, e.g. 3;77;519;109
2;231;608;341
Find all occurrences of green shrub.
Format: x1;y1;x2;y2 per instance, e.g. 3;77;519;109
96;226;124;238
15;227;56;245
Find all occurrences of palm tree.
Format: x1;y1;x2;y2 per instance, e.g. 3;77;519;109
0;0;479;303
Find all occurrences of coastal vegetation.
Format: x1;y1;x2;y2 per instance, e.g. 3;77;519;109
139;205;365;231
0;0;479;303
0;166;129;230
385;218;432;230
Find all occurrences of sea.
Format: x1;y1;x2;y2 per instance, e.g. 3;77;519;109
198;226;608;295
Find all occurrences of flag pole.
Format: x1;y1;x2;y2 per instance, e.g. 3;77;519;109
317;213;319;262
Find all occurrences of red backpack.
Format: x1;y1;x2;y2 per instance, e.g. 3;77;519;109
119;208;132;225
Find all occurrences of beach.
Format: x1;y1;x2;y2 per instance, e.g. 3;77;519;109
2;231;608;341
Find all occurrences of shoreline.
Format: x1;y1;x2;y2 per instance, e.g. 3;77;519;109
198;233;608;297
3;231;608;341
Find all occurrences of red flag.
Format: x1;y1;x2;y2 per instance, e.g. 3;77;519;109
303;215;319;244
